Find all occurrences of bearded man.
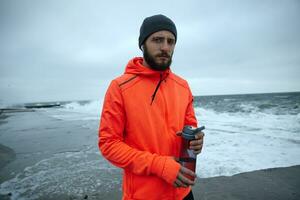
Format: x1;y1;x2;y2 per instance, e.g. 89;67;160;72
99;14;204;200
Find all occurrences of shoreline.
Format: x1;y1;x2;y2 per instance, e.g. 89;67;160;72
1;165;299;199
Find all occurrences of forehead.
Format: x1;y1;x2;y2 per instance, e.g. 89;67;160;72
148;30;175;39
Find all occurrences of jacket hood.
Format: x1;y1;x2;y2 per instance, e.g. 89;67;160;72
125;57;171;105
125;57;170;77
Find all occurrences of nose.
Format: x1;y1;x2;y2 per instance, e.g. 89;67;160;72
160;40;171;52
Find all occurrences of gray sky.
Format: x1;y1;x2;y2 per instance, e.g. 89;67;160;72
1;0;300;104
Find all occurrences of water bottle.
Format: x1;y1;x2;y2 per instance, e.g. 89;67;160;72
179;125;205;181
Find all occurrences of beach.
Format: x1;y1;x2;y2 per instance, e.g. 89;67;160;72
0;102;299;199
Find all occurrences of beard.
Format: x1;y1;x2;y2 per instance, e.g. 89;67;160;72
143;45;173;71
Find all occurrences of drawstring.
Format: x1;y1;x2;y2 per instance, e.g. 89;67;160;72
150;73;167;105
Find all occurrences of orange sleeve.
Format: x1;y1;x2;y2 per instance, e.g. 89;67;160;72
184;86;198;127
98;80;180;185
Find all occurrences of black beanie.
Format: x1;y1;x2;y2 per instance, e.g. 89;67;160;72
138;14;177;49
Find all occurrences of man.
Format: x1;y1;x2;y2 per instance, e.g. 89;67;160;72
99;14;204;200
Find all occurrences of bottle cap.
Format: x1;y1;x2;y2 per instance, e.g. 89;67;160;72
182;125;205;140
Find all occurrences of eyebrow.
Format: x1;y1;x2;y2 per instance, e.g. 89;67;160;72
152;36;175;40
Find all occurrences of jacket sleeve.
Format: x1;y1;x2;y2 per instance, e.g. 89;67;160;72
184;86;198;127
98;80;180;185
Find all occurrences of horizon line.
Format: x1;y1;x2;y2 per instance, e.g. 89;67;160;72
3;90;299;106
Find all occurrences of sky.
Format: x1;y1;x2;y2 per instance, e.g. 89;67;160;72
0;0;300;105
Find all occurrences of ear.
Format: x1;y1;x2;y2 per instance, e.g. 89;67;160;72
141;45;144;52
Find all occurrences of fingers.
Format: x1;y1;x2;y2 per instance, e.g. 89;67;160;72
173;177;188;188
189;139;203;146
173;166;197;188
173;167;196;188
190;144;203;151
190;139;203;150
178;174;193;187
190;143;203;155
194;131;204;139
190;132;204;155
180;166;196;179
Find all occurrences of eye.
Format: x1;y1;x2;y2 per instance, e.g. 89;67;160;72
152;37;164;43
167;38;175;45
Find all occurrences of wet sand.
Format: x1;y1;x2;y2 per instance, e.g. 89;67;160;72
0;109;299;199
0;114;16;169
194;165;300;200
0;144;16;169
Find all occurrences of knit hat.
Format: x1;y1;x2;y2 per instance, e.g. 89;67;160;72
138;14;177;49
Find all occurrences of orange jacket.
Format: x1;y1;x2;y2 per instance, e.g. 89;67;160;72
99;57;198;200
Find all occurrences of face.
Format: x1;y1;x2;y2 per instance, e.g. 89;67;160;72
143;30;176;71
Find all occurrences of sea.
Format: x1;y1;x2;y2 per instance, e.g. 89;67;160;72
194;92;300;177
0;92;300;199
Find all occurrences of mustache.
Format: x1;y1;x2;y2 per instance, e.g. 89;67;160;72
156;52;170;58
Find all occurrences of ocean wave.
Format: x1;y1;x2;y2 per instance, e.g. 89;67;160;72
44;100;102;121
195;92;300;116
195;106;300;178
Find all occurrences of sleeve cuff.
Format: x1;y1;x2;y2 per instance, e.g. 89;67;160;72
150;156;166;177
161;157;181;184
150;156;181;185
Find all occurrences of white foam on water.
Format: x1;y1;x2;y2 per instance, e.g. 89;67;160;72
0;147;121;200
238;103;259;113
45;100;102;122
195;107;300;178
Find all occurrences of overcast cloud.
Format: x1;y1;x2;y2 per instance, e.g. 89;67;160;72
0;0;299;104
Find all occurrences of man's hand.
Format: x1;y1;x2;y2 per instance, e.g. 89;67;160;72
173;166;196;188
189;131;204;155
176;130;205;155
